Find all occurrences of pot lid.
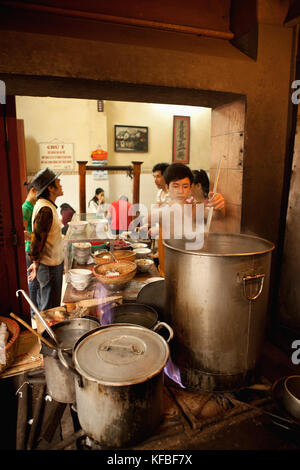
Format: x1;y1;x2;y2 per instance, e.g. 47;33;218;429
73;324;170;386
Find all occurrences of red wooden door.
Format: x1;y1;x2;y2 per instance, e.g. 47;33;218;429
17;119;28;204
0;95;30;320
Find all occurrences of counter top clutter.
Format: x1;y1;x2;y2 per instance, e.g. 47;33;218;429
63;234;159;310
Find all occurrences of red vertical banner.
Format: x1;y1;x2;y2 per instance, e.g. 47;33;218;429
172;115;190;163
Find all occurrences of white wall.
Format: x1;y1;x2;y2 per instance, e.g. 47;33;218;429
16;96;211;212
16;96;107;172
106;100;211;170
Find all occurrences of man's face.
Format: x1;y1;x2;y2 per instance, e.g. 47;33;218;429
167;177;191;204
153;170;165;190
30;187;37;202
50;178;64;198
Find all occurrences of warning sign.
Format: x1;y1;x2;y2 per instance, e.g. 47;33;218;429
39;142;74;170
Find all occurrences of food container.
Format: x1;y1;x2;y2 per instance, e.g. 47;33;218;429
135;258;154;273
109;240;132;250
134;248;152;259
93;251;113;266
73;242;91;265
282;375;300;420
69;269;93;291
58;323;173;447
101;303;173;341
93;261;137;291
41;317;100;403
68;221;89;234
113;250;136;262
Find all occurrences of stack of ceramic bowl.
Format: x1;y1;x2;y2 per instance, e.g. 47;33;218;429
68;269;93;291
73;242;91;265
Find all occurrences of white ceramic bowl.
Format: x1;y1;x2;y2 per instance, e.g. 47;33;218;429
135;258;154;273
69;268;92;290
134;248;152;259
69;221;89;234
131;242;147;249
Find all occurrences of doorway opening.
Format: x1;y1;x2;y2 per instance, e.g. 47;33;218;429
13;78;246;233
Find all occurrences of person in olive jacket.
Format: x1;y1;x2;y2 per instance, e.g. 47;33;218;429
28;168;64;311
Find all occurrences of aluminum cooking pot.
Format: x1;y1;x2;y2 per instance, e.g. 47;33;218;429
282;375;300;420
164;232;275;392
41;316;100;403
58;322;173;448
101;302;173;341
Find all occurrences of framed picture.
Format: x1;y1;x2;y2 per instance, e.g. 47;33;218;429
114;125;148;152
172;116;190;163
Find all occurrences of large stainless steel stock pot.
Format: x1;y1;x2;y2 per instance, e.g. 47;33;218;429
164;232;275;392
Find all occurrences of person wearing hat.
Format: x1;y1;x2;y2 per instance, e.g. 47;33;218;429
28;168;64;311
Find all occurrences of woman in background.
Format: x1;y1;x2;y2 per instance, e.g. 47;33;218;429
190;169;225;214
88;187;106;216
191;169;210;203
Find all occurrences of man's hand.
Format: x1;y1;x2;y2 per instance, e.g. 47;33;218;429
207;192;225;211
28;262;38;281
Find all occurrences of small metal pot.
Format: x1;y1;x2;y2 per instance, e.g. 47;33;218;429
101;302;173;341
58;323;173;448
41;316;99;403
282;375;300;420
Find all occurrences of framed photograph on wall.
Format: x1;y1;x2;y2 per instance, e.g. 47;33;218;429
114;125;148;152
172;115;190;163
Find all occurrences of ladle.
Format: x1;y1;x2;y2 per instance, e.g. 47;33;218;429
16;289;58;346
10;312;56;349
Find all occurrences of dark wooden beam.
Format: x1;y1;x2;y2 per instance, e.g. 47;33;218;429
0;0;234;40
0;74;245;110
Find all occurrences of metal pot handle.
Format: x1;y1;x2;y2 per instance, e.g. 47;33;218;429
242;274;265;301
57;348;83;387
153;322;174;343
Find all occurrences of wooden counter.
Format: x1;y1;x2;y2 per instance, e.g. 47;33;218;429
63;263;161;311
